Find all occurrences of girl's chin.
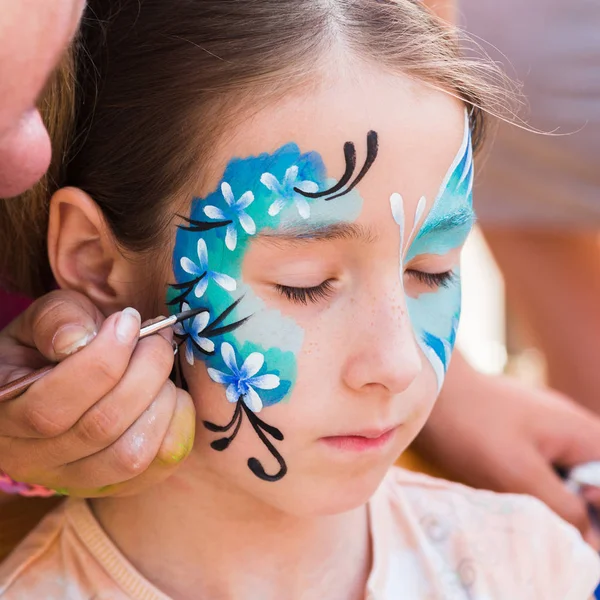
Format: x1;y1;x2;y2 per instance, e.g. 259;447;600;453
250;464;393;518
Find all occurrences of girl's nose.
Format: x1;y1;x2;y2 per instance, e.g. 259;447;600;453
341;292;422;395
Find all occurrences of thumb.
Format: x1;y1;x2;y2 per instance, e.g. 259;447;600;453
523;451;599;548
4;289;104;363
544;397;600;468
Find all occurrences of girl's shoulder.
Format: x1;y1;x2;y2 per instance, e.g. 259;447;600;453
366;467;600;599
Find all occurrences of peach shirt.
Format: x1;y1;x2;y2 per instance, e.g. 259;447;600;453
1;467;598;599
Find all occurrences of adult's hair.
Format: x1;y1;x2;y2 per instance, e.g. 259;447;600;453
0;0;512;297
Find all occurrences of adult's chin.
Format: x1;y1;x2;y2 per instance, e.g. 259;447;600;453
0;109;52;198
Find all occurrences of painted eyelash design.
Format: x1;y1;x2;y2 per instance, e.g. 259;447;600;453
170;296;250;355
275;280;335;305
406;270;456;289
176;213;233;233
293;131;378;201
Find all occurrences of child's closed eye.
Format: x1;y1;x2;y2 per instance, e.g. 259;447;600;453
275;280;335;305
405;269;456;290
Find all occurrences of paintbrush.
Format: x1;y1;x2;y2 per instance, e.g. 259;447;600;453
0;307;204;402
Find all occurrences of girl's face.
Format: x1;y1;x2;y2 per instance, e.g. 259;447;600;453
167;70;473;515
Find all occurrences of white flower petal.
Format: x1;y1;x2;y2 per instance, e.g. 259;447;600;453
191;311;210;336
203;205;226;220
185;342;195;366
250;374;280;390
207;367;229;384
212;272;237;291
295;196;310;219
236;191;254;210
284;165;299;188
226;383;240;404
225;224;237;251
296;180;318;194
193;276;209;298
198;337;215;354
173;322;185;336
221;181;235;206
180;257;202;276
196;238;208;269
221;342;238;373
260;172;282;194
240;352;264;378
243;386;263;412
238;211;256;235
268;198;286;217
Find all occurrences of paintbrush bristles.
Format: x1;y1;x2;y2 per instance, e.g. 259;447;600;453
174;306;207;324
138;307;206;340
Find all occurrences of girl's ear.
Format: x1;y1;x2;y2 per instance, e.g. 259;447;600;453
47;187;137;315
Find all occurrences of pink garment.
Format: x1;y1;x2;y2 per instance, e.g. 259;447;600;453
0;467;598;599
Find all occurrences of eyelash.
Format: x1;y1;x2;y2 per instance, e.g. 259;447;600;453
406;269;456;289
275;280;335;305
275;270;455;306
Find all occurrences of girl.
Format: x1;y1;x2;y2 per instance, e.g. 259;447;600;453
1;0;598;598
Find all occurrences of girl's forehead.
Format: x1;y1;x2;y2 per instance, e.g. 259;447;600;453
203;74;466;218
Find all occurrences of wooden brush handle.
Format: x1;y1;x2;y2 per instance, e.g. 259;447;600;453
0;365;54;402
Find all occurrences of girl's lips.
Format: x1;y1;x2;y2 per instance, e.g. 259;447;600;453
320;427;398;452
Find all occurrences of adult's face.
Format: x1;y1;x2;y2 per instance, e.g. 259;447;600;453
0;0;84;198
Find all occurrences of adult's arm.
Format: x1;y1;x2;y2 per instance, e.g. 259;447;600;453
414;350;600;548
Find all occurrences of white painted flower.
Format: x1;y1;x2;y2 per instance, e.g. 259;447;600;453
173;302;215;364
207;342;280;412
260;165;319;219
180;238;236;298
203;182;255;251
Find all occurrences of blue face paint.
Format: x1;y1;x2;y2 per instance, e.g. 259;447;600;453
391;111;475;390
169;137;368;481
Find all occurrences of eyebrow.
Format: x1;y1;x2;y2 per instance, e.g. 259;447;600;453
417;204;476;239
256;222;378;246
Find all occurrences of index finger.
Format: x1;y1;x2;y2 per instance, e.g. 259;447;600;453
0;308;145;438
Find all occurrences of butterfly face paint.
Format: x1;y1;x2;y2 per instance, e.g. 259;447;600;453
391;111;475;391
169;135;376;482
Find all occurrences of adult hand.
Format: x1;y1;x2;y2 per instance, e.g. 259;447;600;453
414;352;600;549
0;290;196;496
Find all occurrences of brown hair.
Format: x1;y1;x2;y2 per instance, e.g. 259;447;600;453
0;0;512;298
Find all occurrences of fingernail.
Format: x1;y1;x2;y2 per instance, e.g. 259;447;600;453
115;307;141;344
52;324;97;357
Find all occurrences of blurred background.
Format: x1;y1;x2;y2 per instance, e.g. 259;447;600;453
459;227;546;386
